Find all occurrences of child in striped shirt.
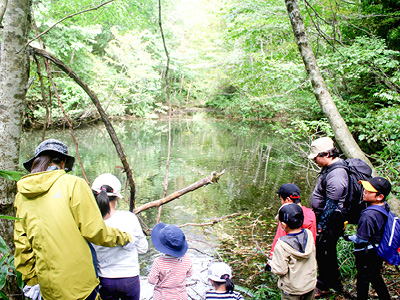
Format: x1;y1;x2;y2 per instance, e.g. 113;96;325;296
205;262;244;300
148;223;193;300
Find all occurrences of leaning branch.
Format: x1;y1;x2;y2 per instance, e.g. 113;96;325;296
133;170;225;214
31;46;137;210
179;213;241;228
24;0;114;48
157;0;172;223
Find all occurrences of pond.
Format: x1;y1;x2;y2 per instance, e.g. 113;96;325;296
19;112;317;299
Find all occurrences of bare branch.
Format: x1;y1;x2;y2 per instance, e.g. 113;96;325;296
133;170;225;214
179;213;242;228
0;0;7;26
31;46;137;209
157;0;172;223
24;0;114;48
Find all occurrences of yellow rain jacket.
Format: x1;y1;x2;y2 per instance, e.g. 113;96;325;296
14;170;132;300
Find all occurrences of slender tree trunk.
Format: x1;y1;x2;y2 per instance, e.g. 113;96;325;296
284;0;373;169
0;0;31;298
0;0;7;25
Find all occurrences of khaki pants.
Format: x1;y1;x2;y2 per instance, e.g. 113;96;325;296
281;289;315;300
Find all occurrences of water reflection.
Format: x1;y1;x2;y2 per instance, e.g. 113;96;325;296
20;112;316;299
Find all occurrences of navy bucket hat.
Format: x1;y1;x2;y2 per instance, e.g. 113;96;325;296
151;223;188;257
23;139;75;172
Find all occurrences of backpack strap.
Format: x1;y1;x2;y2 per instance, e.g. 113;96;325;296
365;205;389;218
320;161;349;190
363;205;390;251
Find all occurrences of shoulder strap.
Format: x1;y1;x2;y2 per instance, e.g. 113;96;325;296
365;205;389;217
320;161;349;191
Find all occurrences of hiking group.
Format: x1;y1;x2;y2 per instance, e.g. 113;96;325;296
266;136;398;300
13;137;398;300
13;139;243;300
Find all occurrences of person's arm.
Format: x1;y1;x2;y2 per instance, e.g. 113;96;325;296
318;169;348;231
13;202;38;286
129;213;148;254
269;241;289;276
186;256;193;278
70;177;131;247
148;259;160;285
270;221;285;257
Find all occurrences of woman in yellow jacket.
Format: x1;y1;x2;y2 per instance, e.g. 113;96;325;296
14;139;132;300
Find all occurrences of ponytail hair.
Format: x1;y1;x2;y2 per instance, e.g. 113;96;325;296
211;274;235;293
93;185;117;217
221;274;234;293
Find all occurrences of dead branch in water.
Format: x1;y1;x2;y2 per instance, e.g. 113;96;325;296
179;213;241;228
133;170;225;214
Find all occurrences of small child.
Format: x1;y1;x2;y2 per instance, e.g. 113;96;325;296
270;183;317;258
206;262;243;300
269;203;317;300
148;223;193;300
345;177;392;300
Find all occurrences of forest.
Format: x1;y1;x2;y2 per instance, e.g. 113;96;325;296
0;0;399;298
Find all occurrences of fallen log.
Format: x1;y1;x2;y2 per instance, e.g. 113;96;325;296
133;170;225;214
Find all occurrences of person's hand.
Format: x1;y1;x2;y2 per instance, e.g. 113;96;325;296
264;262;271;272
343;234;356;242
23;284;42;300
123;242;136;251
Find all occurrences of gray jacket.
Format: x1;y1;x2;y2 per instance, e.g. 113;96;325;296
311;159;349;222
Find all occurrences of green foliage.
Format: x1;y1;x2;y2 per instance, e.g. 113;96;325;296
0;170;23;182
337;238;356;279
0;229;23;300
319;36;400;105
250;284;280;300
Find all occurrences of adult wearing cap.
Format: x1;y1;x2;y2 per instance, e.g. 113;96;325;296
269;183;317;257
308;137;348;295
91;173;148;300
344;177;392;300
14;139;133;300
148;223;193;300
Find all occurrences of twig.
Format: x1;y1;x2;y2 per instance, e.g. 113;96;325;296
157;0;172;224
179;213;242;227
133;170;225;214
189;239;223;261
43;60;90;184
23;0;115;49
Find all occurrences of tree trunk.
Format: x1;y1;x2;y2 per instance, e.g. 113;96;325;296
284;0;400;214
284;0;373;169
0;0;31;298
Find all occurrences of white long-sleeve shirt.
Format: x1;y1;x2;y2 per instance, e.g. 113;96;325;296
92;210;148;278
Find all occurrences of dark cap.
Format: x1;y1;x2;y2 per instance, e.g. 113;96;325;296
359;177;392;197
277;183;301;201
279;203;304;229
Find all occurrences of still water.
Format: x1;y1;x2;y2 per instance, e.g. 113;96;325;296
20;112;317;299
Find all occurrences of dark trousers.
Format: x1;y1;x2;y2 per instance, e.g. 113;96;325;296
99;276;140;300
86;286;100;300
355;249;391;300
316;212;344;292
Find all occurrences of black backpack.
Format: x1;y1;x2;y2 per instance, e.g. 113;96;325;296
321;158;373;224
